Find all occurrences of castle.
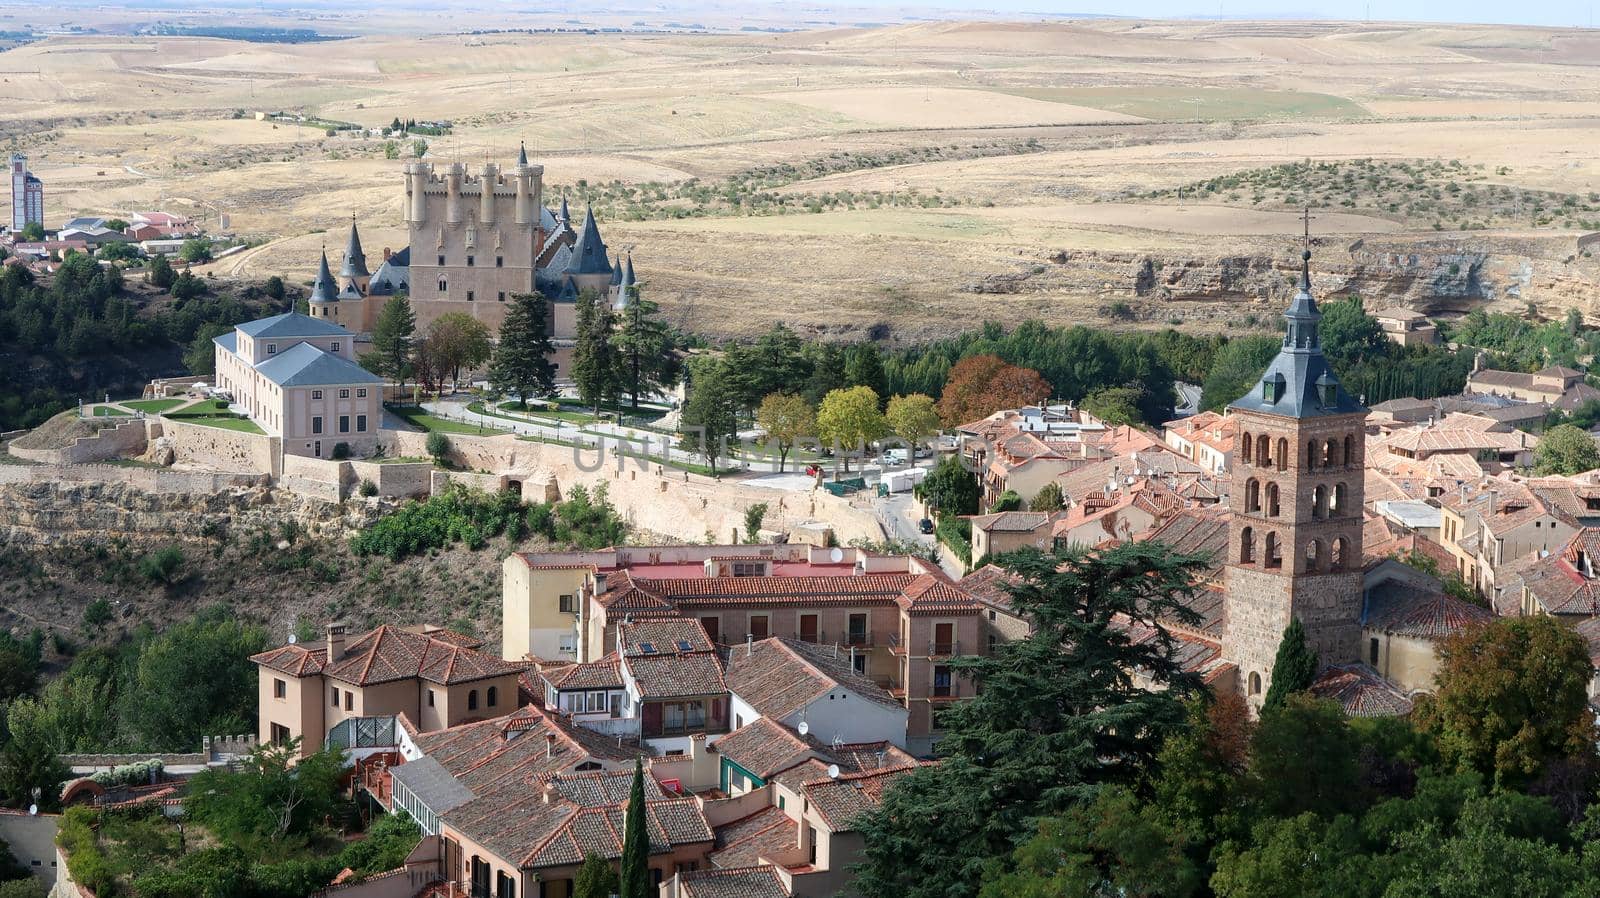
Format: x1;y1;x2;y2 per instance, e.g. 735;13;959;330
307;144;638;373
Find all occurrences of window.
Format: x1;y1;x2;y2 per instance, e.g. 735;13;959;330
467;255;475;267
312;416;323;434
467;290;475;302
344;691;353;711
270;723;291;745
496;255;504;267
438;276;448;292
339;388;350;399
487;686;498;708
266;343;278;355
701;617;719;643
1248;672;1262;695
273;678;286;699
585;691;605;713
331;342;341;353
331;687;338;707
356;388;367;398
312;389;323;400
356;415;367;432
427;689;435;707
852;653;867;675
749;615;769;639
558;594;574;613
732;561;764;577
848;613;868;645
610;693;622;718
498;291;506;302
468;689;479;711
933;665;952;697
437;254;445;266
339;415;350;433
1369;637;1380;665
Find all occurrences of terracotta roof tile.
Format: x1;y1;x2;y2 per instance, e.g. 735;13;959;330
724;637;903;720
252;625;521;687
1361;582;1490;638
800;764;922;832
1310;663;1414;717
680;865;790;898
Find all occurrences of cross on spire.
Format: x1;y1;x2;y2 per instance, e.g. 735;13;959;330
1301;205;1316;246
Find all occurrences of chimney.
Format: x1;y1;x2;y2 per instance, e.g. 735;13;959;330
545;734;556;759
325;623;347;664
746;634;754;657
541;778;560;804
382;246;392;262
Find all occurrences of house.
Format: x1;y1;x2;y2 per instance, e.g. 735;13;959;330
1468;364;1600;412
1359;558;1489;693
1435;479;1576;601
1161;410;1235;475
616;618;730;752
251;623;527;759
213;309;383;458
1051;477;1184;550
1371;307;1439;347
503;545;982;753
1500;528;1600;619
965;510;1057;565
724;636;909;748
959;564;1029;653
955;405;1117;505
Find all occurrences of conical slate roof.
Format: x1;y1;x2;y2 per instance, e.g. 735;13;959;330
609;256;623;286
559;193;570;225
623;253;636;287
1227;250;1365;419
564;204;613;276
310;251;339;304
518;141;528;166
339;222;369;279
614;253;637;310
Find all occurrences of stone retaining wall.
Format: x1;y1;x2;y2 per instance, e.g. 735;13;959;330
0;464;265;494
161;418;279;475
9;419;149;466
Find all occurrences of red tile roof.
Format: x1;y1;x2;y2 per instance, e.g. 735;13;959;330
679;865;791;898
1361;582;1490;638
1310;663;1414;717
252;625;522;686
714;718;827;781
800;764;921;832
724;637;904;721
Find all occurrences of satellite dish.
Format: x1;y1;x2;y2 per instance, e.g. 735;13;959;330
27;805;36;816
287;634;297;644
829;547;844;563
826;764;841;779
798;721;809;736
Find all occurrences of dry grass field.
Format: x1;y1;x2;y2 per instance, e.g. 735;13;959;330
10;16;1600;340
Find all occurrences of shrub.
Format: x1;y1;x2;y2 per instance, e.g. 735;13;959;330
351;486;528;561
82;598;113;630
358;478;378;498
331;442;350;460
137;545;184;585
89;758;163;788
57;807;117;897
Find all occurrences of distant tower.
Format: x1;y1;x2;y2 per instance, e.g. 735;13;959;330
10;154;42;232
1223;250;1367;708
564;203;613;295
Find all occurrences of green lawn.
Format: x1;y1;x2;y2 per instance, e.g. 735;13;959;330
389;405;509;436
123;398;187;414
92;406;131;417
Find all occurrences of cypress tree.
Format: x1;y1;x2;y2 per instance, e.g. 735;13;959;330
574;852;618;898
1262;618;1319;712
619;759;650;898
368;295;416;394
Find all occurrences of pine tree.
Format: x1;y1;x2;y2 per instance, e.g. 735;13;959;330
489;292;556;407
1261;618;1318;712
619;760;650;898
678;358;739;472
614;291;678;410
367;295;416;394
574;852;619;898
572;289;622;418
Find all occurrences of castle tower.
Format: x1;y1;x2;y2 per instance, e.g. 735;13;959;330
615;252;637;310
338;219;370;294
1222;250;1367;708
564;203;613;296
307;251;341;322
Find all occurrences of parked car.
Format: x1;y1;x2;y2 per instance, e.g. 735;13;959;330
918;518;935;535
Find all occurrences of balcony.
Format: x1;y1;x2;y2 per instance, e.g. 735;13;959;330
887;633;907;655
929;640;959;658
845;631;873;648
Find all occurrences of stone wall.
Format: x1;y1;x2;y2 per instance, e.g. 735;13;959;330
9;419;149;466
279;454;350;503
161;418;279;475
0;464;264;495
350;461;433;499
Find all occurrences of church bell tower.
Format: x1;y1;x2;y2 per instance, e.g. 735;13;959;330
1222;250;1368;707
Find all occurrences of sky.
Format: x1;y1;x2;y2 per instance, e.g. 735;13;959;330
861;1;1600;28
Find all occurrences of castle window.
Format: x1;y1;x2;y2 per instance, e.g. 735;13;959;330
438;277;448;292
1239;526;1255;563
1343;435;1353;467
1264;532;1282;569
1248;672;1262;695
1307;439;1318;470
468;690;479;711
1304;539;1323;573
1332;483;1347;516
467;255;475;267
487;686;498;708
438;254;445;266
1312;484;1327;520
1324;438;1339;467
496;256;504;268
498;292;506;302
467;291;475;302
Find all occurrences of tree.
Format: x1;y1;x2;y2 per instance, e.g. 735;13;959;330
854;542;1208;898
184;323;231;376
921;454;981;518
178;238;214;264
264;275;286;303
885;393;940;450
619;760;650;898
1201;335;1280;412
755;393;814;473
1534;423;1600;475
170;270;204;301
573;289;623;417
425;432;450;466
614;292;678;410
744;503;768;542
1029;481;1064;512
137;545;185;585
96;241;138;262
1246;694;1361;821
120;607;269;751
146;253;175;289
678;358;739;472
1318;296;1390;370
574;852;618;898
1261;619;1318;712
750;323;813;401
18;222;43;242
1418;616;1595;787
490;293;557;407
816;386;887;472
1082;384;1146;427
936;354;1053;426
187;740;348;845
989;490;1022;513
82;598;113;632
844;343;888;399
425;312;492;388
367;296;417;393
979;787;1202;898
0;701;67;810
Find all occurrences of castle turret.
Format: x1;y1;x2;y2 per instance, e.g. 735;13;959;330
404;161;429;223
339;220;370;295
564;204;614;296
307;251;340;320
514;143;534;226
480;162;498;224
446;162;464;224
615;252;637;311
